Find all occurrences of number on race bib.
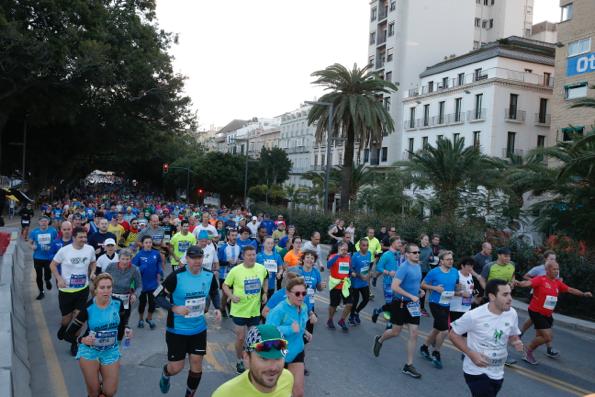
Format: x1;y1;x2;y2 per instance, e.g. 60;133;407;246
264;259;278;273
94;330;117;349
69;274;87;288
543;295;558;310
244;278;261;295
338;263;350;275
439;291;455;305
407;301;421;317
184;297;206;318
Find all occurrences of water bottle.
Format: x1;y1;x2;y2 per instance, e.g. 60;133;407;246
123;328;131;349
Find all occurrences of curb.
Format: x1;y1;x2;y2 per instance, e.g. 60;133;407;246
512;299;595;335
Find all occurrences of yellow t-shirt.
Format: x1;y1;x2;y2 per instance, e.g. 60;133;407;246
224;263;268;318
211;369;293;397
107;224;125;245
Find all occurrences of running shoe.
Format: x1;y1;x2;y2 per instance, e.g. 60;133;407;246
159;374;171;393
546;348;560;359
45;280;52;290
36;292;45;300
504;357;517;366
147;319;156;330
338;319;349;332
431;351;443;369
373;335;383;357
355;313;361;325
420;344;431;360
402;364;422;379
138;320;145;329
523;349;538;365
369;293;375;301
371;308;380;323
236;360;246;374
348;315;357;327
326;319;336;329
383;311;391;320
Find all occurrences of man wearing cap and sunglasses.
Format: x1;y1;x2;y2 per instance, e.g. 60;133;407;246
212;324;294;397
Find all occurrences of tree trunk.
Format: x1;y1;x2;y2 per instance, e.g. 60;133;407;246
341;130;355;211
0;111;9;175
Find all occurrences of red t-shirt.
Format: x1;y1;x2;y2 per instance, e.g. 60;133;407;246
328;254;351;290
529;275;569;316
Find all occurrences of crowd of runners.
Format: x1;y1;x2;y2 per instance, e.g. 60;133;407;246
19;194;592;397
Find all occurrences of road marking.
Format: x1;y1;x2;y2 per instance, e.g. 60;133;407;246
205;341;226;372
315;295;592;396
30;268;71;397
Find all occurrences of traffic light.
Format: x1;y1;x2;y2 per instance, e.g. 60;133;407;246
162;163;169;174
197;188;204;195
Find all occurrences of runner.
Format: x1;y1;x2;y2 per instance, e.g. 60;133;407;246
329;231;356;255
218;228;241;317
247;216;260;238
132;235;164;329
419;234;433;317
170;219;197;270
327;218;345;243
211;324;294;397
372;242;424;379
50;226;96;356
121;218;141;249
237;227;258;257
107;215;125;247
262;272;299;318
154;245;222;396
326;242;352;332
372;236;401;326
283;235;303;274
222;245;268;373
449;279;524;397
515;261;592;365
64;273;128;397
88;218;116;257
297;251;324;336
257;237;284;299
349;238;372;326
193;212;217;240
18;202;34;240
420;250;459;369
95;238;119;276
29;215;58;300
449;257;482;324
266;277;310;397
50;220;73;257
302;231;323;271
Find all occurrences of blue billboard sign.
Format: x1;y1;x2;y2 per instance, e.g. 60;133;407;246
567;52;595;77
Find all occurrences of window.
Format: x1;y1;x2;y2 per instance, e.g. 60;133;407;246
422;137;428;148
474;68;483;80
524;68;532;74
381;147;388;162
568;38;591;57
489;19;493;29
363;149;370;163
453;133;461;142
537;135;546;148
408;138;414;159
543;72;551;86
473;131;481;148
423;104;430;126
484;0;488;5
369;32;376;45
475;18;481;27
442;77;449;88
437;135;443;141
368;56;374;68
491;0;495;4
386;71;392;81
458;73;465;85
321;154;325;165
384;96;391;111
428;81;434;93
538;98;548;123
561;3;573;22
455;97;463;122
390;1;396;11
474;94;483;118
482;20;487;28
562;126;584;141
565;82;588;99
371;6;377;21
438;101;445;124
314;154;318;166
506;132;516;157
388;22;395;36
508;94;518;119
409;107;416;128
386;52;393;62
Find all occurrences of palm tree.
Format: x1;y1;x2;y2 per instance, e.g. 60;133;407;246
397;136;493;218
307;63;398;211
329;164;376;204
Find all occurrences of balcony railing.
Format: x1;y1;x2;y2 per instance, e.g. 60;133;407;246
378;6;388;20
502;148;525;158
504;108;526;123
467;108;486;122
534;113;551;126
446;112;464;124
404;120;417;130
377;32;387;45
405;67;555;98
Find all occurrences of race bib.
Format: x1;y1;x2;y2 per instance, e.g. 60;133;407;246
178;241;191;252
94;330;117;349
338;262;350;275
543;295;558;310
462;296;473;306
406;301;421;317
69;274;87;288
113;293;130;310
307;288;315;304
244;278;261;295
360;266;369;276
439;291;455;305
264;259;278;273
163;235;171;243
184;297;206;318
38;233;51;245
483;347;507;367
22;220;30;225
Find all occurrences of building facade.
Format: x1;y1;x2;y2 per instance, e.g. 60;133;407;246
366;0;534;164
551;0;595;142
530;21;558;44
279;105;316;186
402;37;555;158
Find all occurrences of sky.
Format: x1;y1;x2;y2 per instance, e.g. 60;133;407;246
155;0;561;130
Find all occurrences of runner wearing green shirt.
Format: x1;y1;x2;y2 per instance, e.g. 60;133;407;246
223;245;268;374
170;220;197;270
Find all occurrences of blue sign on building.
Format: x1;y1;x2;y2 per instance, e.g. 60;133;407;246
567;52;595;77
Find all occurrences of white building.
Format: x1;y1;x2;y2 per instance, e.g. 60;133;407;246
279;105;315;186
366;0;534;165
214;118;280;156
530;21;557;44
402;37;554;158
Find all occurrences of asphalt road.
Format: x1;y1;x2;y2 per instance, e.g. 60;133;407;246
23;240;595;397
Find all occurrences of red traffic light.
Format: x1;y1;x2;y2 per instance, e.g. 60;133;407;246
163;163;169;174
197;188;204;194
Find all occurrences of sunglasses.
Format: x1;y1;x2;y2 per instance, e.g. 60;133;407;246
251;339;288;352
291;291;307;297
408;251;421;254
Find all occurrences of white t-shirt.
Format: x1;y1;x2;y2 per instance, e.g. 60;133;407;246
451;303;520;380
194;224;218;239
246;222;260;238
53;244;97;292
96;252;119;272
450;271;474;313
180;243;218;271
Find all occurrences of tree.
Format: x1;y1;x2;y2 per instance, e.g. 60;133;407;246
398;136;494;218
307;63;398;211
329;164;376;204
258;147;292;185
357;169;412;215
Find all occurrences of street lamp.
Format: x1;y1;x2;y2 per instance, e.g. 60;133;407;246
229;132;252;207
305;100;334;211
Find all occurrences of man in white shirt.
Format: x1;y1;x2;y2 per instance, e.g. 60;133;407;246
246;216;260;238
449;279;524;397
193;212;217;240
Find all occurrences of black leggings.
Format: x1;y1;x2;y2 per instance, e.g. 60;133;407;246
34;259;51;292
138;290;156;315
351;286;370;314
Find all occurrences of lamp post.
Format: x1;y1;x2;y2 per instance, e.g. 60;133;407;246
166;165;198;202
305;101;333;211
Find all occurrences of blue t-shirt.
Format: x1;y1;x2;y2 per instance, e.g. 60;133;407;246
423;266;459;307
394;260;422;302
377;250;400;283
261;220;275;236
161;267;216;335
237;238;257;259
29;227;58;260
266;289;287;310
50;237;73;257
297;266;322;312
257;251;284;289
83;297;123;350
132;249;163;291
351;251;372;289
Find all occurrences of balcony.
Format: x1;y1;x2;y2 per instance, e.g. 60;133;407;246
502;148;525;158
377;32;387;46
446;112;464;125
534;113;551;126
467;108;486;122
378;6;389;21
376;59;385;69
404;120;417;130
504;108;526;123
285;146;308;154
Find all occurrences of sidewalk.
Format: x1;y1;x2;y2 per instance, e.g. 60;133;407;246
512;299;595;335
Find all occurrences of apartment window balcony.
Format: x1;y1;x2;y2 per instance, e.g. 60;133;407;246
404;120;417;130
407;88;419;97
446;112;465;125
376;59;385;69
502;148;524;158
378;6;389;21
504;108;526;123
467;108;486;122
377;32;387;46
534;113;551;126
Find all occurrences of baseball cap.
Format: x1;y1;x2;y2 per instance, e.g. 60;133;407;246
252;216;258;221
104;238;116;246
244;325;287;360
197;230;210;240
186;246;204;258
496;247;511;255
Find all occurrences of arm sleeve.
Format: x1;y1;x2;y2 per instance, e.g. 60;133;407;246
53;247;65;264
131;253;140;267
395;264;408;282
558;280;570;293
209;276;221;310
450;310;473;335
266;307;294;336
64;305;89;343
376;253;387;273
326;254;339;269
223;268;235;287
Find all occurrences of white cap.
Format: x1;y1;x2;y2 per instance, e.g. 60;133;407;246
104;238;116;246
252;216;258;221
